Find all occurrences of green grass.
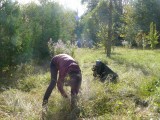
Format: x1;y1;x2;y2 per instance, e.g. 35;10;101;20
0;47;160;120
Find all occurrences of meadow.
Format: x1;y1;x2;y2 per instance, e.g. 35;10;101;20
0;47;160;120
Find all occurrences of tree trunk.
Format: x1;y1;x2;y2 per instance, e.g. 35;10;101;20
113;0;123;15
107;0;112;57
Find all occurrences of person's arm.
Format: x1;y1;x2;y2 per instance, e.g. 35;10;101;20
57;78;68;98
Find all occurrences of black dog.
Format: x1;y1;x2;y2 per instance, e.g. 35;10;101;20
92;60;118;83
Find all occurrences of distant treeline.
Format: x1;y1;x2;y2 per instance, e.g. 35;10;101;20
1;0;160;71
80;0;160;48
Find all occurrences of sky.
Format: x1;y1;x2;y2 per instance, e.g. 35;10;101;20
16;0;86;16
56;0;86;16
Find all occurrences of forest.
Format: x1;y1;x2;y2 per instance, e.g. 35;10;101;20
0;0;160;119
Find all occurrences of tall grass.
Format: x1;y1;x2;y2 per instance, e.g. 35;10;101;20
0;47;160;119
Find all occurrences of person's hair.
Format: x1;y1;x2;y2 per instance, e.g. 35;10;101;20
69;71;81;86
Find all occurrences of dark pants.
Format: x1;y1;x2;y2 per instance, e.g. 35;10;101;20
43;61;58;101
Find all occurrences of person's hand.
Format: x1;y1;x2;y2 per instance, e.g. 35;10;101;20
63;96;71;106
62;92;68;98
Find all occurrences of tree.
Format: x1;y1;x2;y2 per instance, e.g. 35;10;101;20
0;0;78;70
146;22;159;49
97;23;108;52
134;0;160;32
22;1;76;59
0;0;21;69
107;0;112;57
59;10;77;43
122;0;160;47
81;0;126;53
81;0;99;12
123;2;138;46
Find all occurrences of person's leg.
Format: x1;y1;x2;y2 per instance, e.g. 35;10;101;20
43;61;58;104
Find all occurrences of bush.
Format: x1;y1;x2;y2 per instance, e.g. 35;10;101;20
146;22;159;49
48;39;76;57
17;73;50;92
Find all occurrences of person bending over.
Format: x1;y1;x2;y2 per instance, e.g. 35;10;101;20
42;54;82;109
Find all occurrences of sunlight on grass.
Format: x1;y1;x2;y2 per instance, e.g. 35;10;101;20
0;89;42;119
0;47;160;119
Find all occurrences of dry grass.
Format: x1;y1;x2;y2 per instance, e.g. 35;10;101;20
0;47;160;120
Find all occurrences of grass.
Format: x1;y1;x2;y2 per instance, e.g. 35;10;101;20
0;47;160;119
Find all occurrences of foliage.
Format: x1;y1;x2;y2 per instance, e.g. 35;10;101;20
48;39;76;57
25;2;76;59
59;10;77;41
0;0;21;69
81;0;99;12
80;1;109;52
133;0;160;32
135;31;148;49
0;0;77;70
81;0;125;55
2;0;160;71
97;23;108;52
123;4;138;46
81;0;160;48
122;0;160;47
17;73;50;92
146;22;159;49
1;0;160;118
80;11;99;44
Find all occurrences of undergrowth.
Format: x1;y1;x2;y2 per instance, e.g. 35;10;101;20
0;47;160;119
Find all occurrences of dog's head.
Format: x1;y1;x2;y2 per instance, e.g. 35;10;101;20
92;60;104;77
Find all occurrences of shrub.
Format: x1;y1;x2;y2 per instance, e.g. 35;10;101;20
17;73;50;92
146;22;159;49
48;39;76;57
135;31;148;49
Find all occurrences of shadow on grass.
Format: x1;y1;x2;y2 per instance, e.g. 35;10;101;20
42;104;81;120
0;60;50;92
0;72;18;92
111;52;122;56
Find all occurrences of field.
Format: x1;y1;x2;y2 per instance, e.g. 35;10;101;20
0;47;160;120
